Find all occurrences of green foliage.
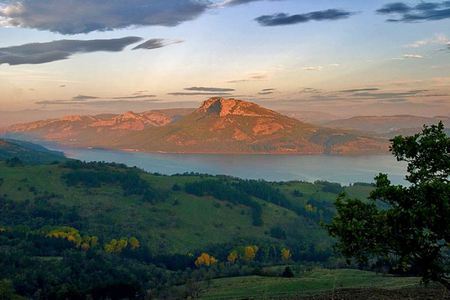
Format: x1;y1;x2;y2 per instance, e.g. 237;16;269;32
185;179;263;226
63;162;166;203
327;122;450;289
0;139;65;164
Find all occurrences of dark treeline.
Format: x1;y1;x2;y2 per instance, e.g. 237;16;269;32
185;179;263;226
63;160;166;203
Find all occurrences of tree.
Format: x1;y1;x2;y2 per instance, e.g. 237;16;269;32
281;248;292;262
128;237;140;250
227;250;238;264
194;253;217;267
327;122;450;289
243;245;259;262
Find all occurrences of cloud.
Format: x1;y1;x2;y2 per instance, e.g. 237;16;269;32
217;0;281;7
303;66;323;71
184;86;235;92
255;9;355;26
402;54;424;59
406;34;449;48
168;92;232;96
113;94;157;99
72;95;99;101
36;99;158;106
227;73;268;83
132;39;184;50
0;0;210;34
350;89;428;100
299;88;322;94
340;88;380;93
0;36;142;65
377;1;450;22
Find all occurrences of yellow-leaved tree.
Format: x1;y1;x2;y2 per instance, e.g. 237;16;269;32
227;250;239;264
195;253;218;267
243;245;259;262
281;248;292;262
128;237;140;250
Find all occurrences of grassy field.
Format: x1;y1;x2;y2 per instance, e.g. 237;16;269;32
197;269;421;299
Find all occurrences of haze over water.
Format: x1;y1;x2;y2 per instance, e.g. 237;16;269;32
58;147;407;185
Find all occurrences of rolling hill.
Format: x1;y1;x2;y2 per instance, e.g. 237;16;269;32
0;138;66;163
6;98;389;155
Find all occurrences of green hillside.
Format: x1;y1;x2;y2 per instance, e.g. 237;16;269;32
0;146;380;298
0;138;65;164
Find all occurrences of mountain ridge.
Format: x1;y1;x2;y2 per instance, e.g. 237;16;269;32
4;98;389;155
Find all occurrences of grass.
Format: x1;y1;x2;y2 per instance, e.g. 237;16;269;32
198;269;420;299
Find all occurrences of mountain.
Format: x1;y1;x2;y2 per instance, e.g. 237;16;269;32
326;115;450;137
0;138;66;163
5;108;192;145
5;98;389;155
109;98;388;155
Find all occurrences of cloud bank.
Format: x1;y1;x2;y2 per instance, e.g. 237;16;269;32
0;37;142;65
255;9;355;26
0;0;210;34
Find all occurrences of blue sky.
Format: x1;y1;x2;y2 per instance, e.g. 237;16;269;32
0;0;449;117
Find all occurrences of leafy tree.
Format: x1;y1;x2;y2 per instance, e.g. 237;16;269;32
227;251;238;264
194;253;217;267
104;239;128;254
281;248;292;262
243;245;259;262
327;122;450;289
128;237;140;250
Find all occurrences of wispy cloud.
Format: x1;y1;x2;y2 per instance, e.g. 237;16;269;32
0;37;142;65
184;87;235;92
133;39;183;50
406;34;449;48
217;0;282;7
377;1;450;22
402;54;424;59
255;9;355;26
36;99;158;106
113;94;157;100
339;88;380;93
0;0;209;34
227;73;268;83
303;66;323;71
167;92;232;96
72;95;99;101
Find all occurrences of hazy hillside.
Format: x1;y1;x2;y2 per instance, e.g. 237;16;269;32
326;115;450;137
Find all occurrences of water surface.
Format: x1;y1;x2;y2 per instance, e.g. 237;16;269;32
54;147;407;185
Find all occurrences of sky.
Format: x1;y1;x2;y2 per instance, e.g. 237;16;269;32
0;0;449;117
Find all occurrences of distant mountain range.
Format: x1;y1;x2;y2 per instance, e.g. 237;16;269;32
325;115;450;137
4;98;389;155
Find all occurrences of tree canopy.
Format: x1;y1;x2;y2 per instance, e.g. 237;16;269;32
327;122;450;289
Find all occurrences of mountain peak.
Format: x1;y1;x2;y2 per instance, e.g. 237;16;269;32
197;97;275;118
